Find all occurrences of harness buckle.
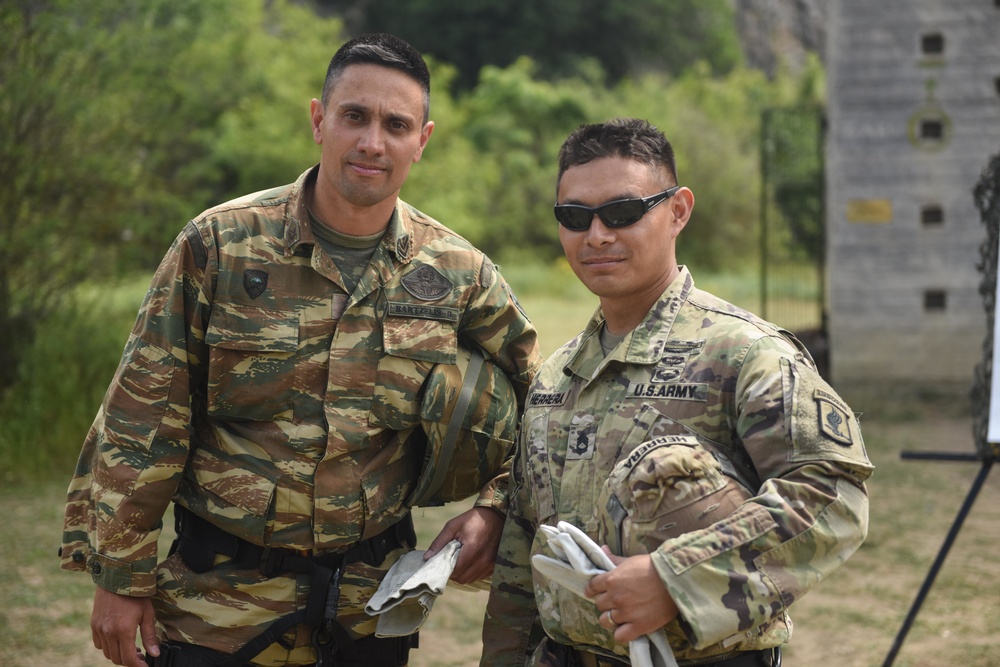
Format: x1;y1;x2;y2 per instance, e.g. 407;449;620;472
311;624;339;667
324;565;343;621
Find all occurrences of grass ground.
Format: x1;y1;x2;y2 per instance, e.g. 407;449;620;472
2;280;998;666
5;395;998;667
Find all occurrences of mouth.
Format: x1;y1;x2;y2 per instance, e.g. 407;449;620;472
581;256;625;268
349;160;388;177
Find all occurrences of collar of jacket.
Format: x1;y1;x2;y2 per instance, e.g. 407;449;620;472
562;266;695;380
280;165;414;264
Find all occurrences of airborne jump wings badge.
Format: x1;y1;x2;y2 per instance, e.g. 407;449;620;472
401;265;453;301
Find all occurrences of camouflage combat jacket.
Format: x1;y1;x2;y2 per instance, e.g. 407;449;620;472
481;267;872;666
59;166;540;662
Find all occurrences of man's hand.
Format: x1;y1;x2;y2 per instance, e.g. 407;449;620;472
424;506;504;585
584;550;679;644
91;587;159;667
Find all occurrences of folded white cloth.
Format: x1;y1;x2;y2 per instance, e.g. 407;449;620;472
365;539;464;637
531;522;678;667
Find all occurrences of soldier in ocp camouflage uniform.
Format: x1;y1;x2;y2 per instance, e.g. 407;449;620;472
59;33;540;667
481;118;872;667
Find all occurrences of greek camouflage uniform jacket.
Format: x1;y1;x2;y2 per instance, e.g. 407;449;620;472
59;166;540;664
481;267;872;666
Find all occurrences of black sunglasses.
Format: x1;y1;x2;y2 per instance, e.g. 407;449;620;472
553;186;680;231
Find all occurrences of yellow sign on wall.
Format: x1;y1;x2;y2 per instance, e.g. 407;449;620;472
846;199;893;223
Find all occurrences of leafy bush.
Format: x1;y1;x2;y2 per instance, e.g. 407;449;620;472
1;0;825;406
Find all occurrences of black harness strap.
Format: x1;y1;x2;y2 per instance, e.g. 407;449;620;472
172;506;416;575
170;506;416;666
149;634;416;667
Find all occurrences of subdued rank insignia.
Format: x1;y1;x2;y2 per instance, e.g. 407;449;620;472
816;395;853;446
401;265;453;301
396;234;411;259
243;269;268;299
566;413;597;460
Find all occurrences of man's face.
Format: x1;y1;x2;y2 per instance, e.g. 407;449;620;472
311;63;433;209
557;157;690;307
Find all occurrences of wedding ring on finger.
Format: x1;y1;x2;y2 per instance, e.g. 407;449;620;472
604;609;617;626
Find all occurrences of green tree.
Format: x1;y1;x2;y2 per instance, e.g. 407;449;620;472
408;57;591;261
325;0;742;90
0;0;153;388
565;63;773;272
0;0;343;391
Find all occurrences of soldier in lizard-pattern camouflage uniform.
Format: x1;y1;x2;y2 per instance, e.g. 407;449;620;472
481;118;872;667
60;33;540;667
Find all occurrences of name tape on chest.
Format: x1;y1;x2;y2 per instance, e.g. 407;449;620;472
387;301;460;323
528;391;568;408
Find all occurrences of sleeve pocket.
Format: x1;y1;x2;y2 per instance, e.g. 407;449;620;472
660;503;777;575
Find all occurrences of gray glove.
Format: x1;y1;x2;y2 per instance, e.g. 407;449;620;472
531;522;678;667
366;539;464;637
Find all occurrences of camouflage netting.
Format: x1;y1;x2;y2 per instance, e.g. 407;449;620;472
971;149;1000;460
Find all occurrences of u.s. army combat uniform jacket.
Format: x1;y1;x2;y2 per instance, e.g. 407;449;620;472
59;166;541;665
481;267;872;666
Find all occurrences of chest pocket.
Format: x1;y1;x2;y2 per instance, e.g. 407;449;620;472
369;314;457;431
205;303;297;422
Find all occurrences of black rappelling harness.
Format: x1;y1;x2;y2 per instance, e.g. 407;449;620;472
155;505;417;667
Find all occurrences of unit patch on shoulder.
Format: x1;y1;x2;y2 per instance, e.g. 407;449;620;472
401;264;453;301
816;391;853;446
480;257;496;288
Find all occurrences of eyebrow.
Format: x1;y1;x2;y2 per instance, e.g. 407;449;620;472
338;102;418;126
559;192;642;206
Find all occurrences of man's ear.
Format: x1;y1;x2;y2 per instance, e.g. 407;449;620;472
412;120;435;163
669;187;695;235
310;98;325;145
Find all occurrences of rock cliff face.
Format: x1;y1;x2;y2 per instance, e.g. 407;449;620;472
735;0;827;76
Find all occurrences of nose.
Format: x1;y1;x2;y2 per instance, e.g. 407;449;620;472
583;215;616;246
357;124;386;155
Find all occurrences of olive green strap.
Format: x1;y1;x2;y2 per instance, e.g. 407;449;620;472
411;348;485;507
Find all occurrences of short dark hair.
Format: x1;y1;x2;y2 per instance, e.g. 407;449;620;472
557;117;678;187
322;33;431;122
